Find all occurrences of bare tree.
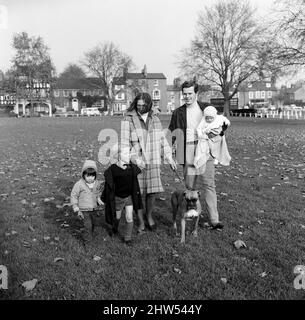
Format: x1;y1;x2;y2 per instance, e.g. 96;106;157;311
177;0;276;115
270;0;305;69
82;42;134;113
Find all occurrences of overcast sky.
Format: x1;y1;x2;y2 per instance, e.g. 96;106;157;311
0;0;278;83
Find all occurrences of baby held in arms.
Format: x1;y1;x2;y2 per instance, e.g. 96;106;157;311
194;106;231;172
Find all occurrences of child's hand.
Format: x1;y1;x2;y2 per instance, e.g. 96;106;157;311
77;211;84;220
197;129;204;139
117;160;127;170
97;198;104;206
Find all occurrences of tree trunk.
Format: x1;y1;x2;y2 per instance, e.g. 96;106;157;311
107;86;114;115
223;98;230;117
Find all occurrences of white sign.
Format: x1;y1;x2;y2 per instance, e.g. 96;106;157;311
293;265;305;290
0;265;8;290
0;5;8;29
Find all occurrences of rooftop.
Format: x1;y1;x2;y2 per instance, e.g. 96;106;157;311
167;85;180;91
126;72;166;80
54;78;103;90
239;81;277;91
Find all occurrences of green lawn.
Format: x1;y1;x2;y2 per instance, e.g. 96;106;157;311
0;116;305;300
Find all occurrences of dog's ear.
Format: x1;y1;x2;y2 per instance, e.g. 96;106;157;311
197;191;201;197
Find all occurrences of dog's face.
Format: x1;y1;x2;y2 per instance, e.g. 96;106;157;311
184;190;200;210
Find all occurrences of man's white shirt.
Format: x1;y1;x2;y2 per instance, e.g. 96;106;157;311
186;101;203;143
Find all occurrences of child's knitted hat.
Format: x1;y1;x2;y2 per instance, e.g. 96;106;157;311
81;160;97;177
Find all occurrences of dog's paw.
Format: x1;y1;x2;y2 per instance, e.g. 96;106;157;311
172;226;179;237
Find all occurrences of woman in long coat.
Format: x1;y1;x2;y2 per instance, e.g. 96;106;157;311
121;93;176;232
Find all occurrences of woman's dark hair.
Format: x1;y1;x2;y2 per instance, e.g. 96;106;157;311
181;80;199;93
82;167;97;179
127;92;153;112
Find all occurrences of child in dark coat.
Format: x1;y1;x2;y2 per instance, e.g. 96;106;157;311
100;144;143;245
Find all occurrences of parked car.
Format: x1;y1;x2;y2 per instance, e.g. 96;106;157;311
8;110;18;117
292;106;302;111
256;107;268;118
268;105;276;111
113;111;125;116
66;111;77;117
81;107;101;116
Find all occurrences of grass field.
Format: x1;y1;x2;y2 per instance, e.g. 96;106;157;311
0;116;305;300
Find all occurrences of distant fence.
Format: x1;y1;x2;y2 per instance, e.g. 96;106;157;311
53;113;105;118
52;111;127;118
30;110;305;120
230;110;305;120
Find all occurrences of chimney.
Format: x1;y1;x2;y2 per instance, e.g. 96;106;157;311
174;77;181;88
123;66;128;80
142;64;147;78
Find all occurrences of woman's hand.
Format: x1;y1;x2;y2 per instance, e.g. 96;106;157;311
135;158;146;171
169;158;177;171
77;211;84;220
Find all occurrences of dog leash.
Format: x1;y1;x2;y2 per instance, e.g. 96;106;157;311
171;166;184;183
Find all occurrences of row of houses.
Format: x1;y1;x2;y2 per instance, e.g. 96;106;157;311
50;73;281;115
1;65;305;116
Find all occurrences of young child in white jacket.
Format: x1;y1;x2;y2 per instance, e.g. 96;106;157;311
194;106;231;172
70;160;103;243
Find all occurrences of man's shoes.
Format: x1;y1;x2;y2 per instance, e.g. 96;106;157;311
124;239;133;246
137;227;146;234
203;222;212;228
147;224;157;232
203;222;224;230
212;222;224;230
112;227;118;234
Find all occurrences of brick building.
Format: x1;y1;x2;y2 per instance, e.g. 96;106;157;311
53;78;106;113
113;65;167;113
237;80;277;108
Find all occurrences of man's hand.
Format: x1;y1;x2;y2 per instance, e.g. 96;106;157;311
77;211;84;220
207;132;218;139
220;122;229;136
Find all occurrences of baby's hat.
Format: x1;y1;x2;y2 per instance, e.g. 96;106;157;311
204;106;217;117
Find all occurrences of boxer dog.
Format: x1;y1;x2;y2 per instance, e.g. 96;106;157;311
171;190;202;243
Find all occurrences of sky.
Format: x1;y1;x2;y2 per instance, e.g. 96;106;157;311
0;0;285;84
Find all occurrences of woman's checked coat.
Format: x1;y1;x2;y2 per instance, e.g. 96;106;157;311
121;110;173;194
